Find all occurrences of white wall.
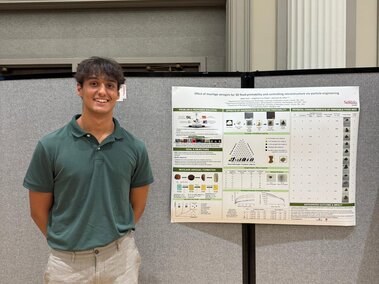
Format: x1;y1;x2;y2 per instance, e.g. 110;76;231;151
356;0;377;67
249;0;379;71
251;0;276;71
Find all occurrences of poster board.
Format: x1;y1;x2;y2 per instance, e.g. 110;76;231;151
171;86;359;226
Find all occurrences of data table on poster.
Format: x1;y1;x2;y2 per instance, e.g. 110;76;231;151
171;86;359;226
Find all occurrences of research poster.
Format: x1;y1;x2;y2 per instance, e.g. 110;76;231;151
171;86;359;226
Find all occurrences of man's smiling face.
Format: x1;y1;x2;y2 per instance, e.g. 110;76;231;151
77;75;120;116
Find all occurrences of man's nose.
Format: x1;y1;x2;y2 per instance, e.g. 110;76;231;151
98;83;107;95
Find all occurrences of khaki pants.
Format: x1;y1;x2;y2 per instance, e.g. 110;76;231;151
44;232;141;284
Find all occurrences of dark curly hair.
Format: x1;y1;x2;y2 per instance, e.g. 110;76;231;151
74;56;125;89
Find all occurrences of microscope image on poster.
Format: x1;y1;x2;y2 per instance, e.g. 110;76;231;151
224;111;290;133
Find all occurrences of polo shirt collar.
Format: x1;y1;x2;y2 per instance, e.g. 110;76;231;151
70;114;124;140
112;118;124;140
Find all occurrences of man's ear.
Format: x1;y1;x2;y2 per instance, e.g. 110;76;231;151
76;83;83;98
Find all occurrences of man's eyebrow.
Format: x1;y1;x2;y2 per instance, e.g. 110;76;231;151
87;76;99;80
87;76;117;83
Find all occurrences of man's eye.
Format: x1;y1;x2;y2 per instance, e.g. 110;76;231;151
90;82;98;87
107;84;116;89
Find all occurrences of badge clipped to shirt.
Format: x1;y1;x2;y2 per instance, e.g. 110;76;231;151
117;84;127;101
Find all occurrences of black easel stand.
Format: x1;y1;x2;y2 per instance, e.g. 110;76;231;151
242;224;256;284
241;73;256;284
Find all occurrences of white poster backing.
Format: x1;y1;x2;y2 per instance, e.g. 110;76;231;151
171;86;359;226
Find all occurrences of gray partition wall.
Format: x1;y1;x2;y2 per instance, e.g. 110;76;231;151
1;72;378;284
255;73;379;284
121;77;242;284
0;76;242;284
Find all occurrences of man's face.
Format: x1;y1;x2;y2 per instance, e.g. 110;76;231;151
77;75;119;116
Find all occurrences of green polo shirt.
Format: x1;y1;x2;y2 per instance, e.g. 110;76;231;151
23;115;154;251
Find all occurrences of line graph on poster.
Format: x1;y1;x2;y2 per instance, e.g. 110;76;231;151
232;192;287;207
173;202;198;218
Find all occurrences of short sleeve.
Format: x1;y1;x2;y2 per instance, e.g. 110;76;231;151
131;143;154;188
23;141;54;192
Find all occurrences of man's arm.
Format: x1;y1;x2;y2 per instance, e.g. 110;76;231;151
29;190;53;237
130;185;150;224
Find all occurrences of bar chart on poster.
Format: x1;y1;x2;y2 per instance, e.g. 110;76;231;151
171;86;359;226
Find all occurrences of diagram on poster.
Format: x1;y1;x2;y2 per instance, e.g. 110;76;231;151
171;86;359;226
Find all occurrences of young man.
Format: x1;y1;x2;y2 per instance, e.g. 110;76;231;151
23;57;154;283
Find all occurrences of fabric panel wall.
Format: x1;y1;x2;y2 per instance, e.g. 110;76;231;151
0;78;81;284
119;77;242;283
254;74;379;284
0;76;242;283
